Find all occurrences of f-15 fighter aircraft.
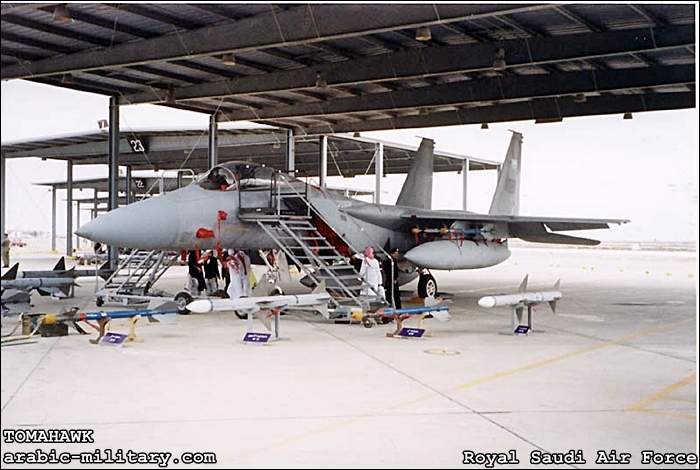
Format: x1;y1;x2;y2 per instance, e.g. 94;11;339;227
75;131;628;298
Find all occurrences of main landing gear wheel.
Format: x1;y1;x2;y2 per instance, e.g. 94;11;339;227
418;273;437;298
234;311;247;319
95;297;104;307
174;291;193;315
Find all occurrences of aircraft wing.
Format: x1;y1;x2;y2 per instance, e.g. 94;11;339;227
398;209;630;246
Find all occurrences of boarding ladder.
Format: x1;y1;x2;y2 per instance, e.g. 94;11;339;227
94;249;181;306
238;177;383;317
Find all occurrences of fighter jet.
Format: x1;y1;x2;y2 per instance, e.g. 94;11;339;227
75;131;629;298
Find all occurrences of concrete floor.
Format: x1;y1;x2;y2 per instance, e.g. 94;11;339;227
1;246;697;469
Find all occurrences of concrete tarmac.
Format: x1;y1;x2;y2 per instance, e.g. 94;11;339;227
1;246;697;469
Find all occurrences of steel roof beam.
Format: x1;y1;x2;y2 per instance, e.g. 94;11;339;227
210;65;694;122
115;25;694;105
295;92;696;135
2;3;554;79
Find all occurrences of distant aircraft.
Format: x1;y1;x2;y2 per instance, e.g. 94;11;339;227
75;131;628;303
1;263;80;311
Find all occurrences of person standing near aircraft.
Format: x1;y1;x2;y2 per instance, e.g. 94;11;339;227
236;250;253;297
225;249;244;299
187;250;206;296
359;246;382;298
2;233;10;268
383;247;402;309
202;250;221;295
220;250;231;296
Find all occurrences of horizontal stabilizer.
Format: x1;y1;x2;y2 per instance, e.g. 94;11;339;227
518;232;600;246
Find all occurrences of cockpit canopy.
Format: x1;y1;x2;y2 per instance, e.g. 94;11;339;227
195;161;285;191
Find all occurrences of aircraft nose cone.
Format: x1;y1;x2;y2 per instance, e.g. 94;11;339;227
75;196;179;249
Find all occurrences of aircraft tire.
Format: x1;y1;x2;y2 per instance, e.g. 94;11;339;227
234;311;248;319
362;317;373;328
418;274;437;298
95;297;104;307
174;291;193;315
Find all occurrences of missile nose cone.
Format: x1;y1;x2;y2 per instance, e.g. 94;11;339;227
478;296;496;308
186;299;213;314
75;195;179;249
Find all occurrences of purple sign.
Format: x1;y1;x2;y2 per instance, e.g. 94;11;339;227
243;332;271;343
398;328;424;338
101;332;127;345
514;325;531;335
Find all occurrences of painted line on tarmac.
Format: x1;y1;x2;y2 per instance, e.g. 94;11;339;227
451;317;696;391
626;373;696;419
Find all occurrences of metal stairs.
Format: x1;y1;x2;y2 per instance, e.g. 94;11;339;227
94;249;181;306
239;183;384;317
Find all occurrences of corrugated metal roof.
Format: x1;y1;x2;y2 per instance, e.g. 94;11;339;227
1;3;694;136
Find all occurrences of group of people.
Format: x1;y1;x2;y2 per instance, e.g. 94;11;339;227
186;244;402;308
187;248;253;300
354;246;402;309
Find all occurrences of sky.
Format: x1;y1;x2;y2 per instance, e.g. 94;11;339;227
1;79;698;244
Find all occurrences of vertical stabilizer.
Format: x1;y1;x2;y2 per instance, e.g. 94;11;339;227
488;131;523;216
395;138;434;209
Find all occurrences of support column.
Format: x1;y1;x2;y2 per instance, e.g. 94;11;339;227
51;186;57;252
66;160;73;256
125;166;132;205
285;129;295;174
108;96;120;269
208;114;218;169
462;159;469;211
374;142;384;204
319;135;328;189
76;202;81;250
0;155;4;237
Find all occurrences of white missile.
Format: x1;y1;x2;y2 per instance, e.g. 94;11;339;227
187;292;331;314
478;275;561;314
404;240;510;270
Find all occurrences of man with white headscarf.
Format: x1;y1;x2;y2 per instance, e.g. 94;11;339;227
224;249;244;299
359;246;383;298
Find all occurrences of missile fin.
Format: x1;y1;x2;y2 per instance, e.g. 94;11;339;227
316;301;329;319
53;257;66;271
2;263;19;280
518;274;528;294
311;280;327;294
553;279;560;290
254;310;272;331
516;306;523;323
548;300;557;314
